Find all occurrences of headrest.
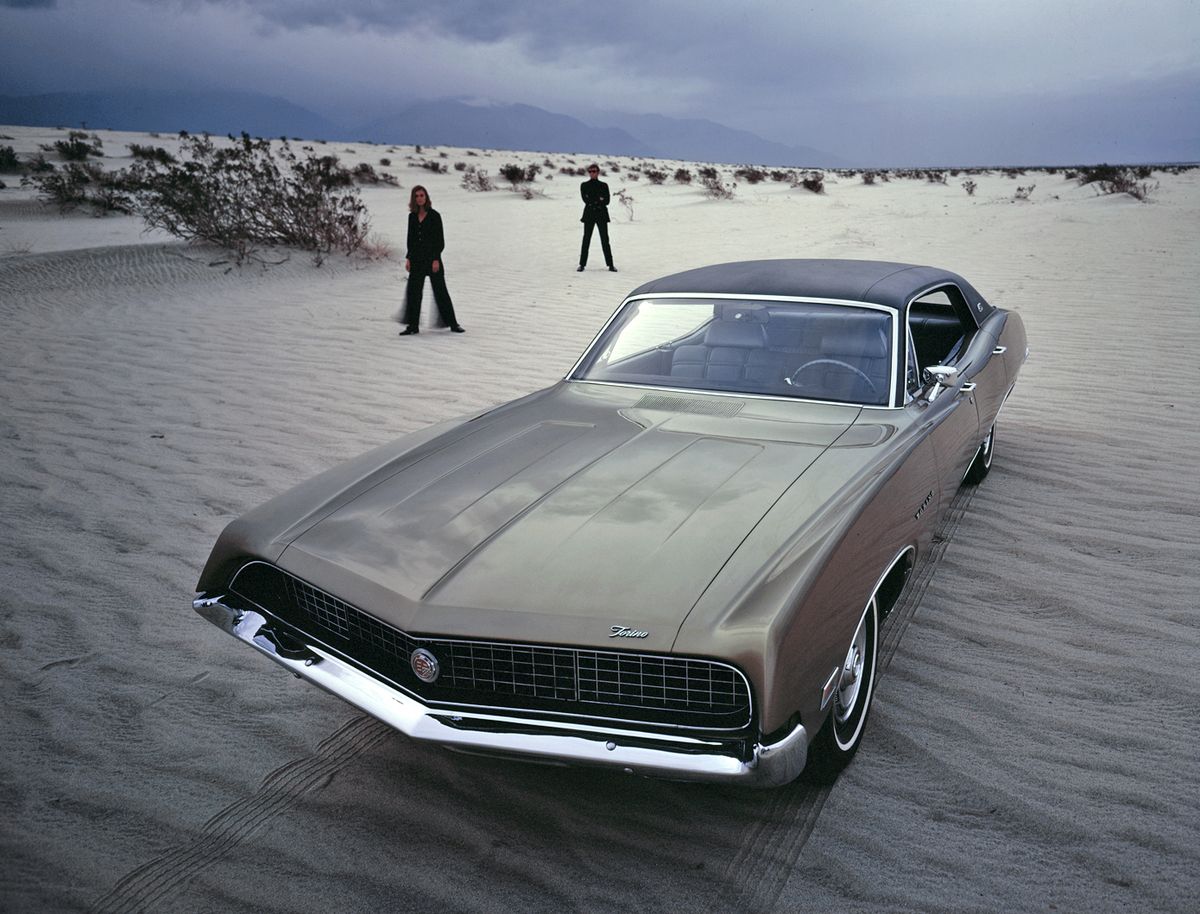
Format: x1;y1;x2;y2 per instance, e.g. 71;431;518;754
716;303;768;323
705;320;767;348
819;320;890;358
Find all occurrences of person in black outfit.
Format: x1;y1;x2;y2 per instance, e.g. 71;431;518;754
400;185;464;335
578;164;617;272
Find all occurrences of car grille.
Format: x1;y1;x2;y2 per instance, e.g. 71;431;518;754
228;561;752;731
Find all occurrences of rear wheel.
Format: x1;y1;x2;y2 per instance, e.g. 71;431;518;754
964;423;996;485
809;596;879;781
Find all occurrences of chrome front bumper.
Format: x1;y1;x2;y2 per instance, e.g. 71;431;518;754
193;597;809;787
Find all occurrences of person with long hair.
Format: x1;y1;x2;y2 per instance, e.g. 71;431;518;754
399;185;464;335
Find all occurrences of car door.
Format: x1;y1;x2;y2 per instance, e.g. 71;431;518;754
907;286;983;512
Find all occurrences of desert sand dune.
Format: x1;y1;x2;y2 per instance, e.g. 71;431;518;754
1;126;1197;912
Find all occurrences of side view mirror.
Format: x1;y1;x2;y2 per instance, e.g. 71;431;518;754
922;365;958;401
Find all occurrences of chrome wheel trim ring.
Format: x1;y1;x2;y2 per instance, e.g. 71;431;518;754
834;611;868;724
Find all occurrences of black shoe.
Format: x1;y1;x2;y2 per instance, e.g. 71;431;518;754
450;325;465;333
576;265;585;272
399;327;419;335
607;265;618;272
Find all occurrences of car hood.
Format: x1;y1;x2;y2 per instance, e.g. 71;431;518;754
275;384;862;651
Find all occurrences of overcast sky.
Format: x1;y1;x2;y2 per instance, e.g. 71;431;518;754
2;0;1198;163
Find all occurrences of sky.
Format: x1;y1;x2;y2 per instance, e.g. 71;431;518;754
2;0;1198;164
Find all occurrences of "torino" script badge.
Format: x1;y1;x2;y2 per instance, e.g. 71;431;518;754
609;625;649;639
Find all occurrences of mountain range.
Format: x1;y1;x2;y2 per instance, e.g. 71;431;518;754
0;89;845;167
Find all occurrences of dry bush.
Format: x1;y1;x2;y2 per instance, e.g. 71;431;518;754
616;188;634;220
126;132;371;264
499;163;540;187
734;167;767;184
414;159;447;174
460;166;495;192
380;157;391;166
797;171;824;194
862;171;877;185
44;131;102;161
128;143;176;165
962;179;977;196
925;171;947;184
645;169;667;184
1013;184;1036;201
24;161;135;214
0;145;21;172
701;175;734;199
771;169;796;183
674;168;692;184
697;165;718;180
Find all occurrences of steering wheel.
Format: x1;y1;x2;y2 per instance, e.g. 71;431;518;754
785;359;879;395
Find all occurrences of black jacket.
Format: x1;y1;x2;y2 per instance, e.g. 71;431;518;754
406;208;446;263
580;179;610;224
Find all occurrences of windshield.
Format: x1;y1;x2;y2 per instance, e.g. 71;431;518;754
571;298;894;406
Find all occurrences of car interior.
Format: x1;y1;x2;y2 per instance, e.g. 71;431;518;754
581;302;894;405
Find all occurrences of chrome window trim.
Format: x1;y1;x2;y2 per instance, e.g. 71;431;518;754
229;561;755;733
566;293;901;408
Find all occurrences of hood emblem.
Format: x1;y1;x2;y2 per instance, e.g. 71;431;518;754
610;625;649;639
410;647;441;683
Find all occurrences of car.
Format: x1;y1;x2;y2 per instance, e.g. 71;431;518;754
193;259;1027;787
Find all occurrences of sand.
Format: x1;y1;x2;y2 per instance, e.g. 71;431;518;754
1;125;1197;913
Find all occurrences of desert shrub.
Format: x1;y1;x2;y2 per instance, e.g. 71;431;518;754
1075;164;1122;185
734;167;767;184
1013;184;1035;201
24;161;135;214
460;166;495;192
701;175;734;199
771;170;796;183
626;172;639;181
798;171;824;194
862;171;877;185
453;161;466;171
1063;169;1078;180
674;168;692;184
415;159;447;174
499;163;540;186
616;188;634;220
128;143;176;165
962;179;977;196
697;165;718;180
1002;168;1025;179
1097;171;1157;200
607;162;621;172
47;131;103;161
0;145;21;172
1132;165;1153;179
380;157;391;166
125;132;370;263
352;162;386;184
645;169;667;184
24;153;54;174
925;170;947;184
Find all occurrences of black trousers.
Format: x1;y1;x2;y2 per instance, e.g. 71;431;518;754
579;220;613;267
403;260;458;328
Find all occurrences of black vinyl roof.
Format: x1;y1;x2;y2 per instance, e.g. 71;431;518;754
628;259;994;325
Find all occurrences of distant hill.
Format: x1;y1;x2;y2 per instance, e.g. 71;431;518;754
357;100;656;157
594;111;847;167
0;89;847;166
0;89;340;140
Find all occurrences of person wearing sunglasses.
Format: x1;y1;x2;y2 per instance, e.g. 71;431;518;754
578;164;617;273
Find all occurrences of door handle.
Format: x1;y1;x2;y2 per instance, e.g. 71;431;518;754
992;345;1007;355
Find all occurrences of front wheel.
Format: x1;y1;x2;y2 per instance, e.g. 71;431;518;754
808;596;879;781
964;423;996;485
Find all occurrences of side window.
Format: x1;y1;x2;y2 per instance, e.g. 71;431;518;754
908;286;975;370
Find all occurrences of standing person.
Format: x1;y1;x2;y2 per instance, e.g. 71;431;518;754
578;164;617;272
400;185;464;336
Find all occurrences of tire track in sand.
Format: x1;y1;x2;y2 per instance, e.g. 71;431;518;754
712;483;977;912
90;715;392;914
